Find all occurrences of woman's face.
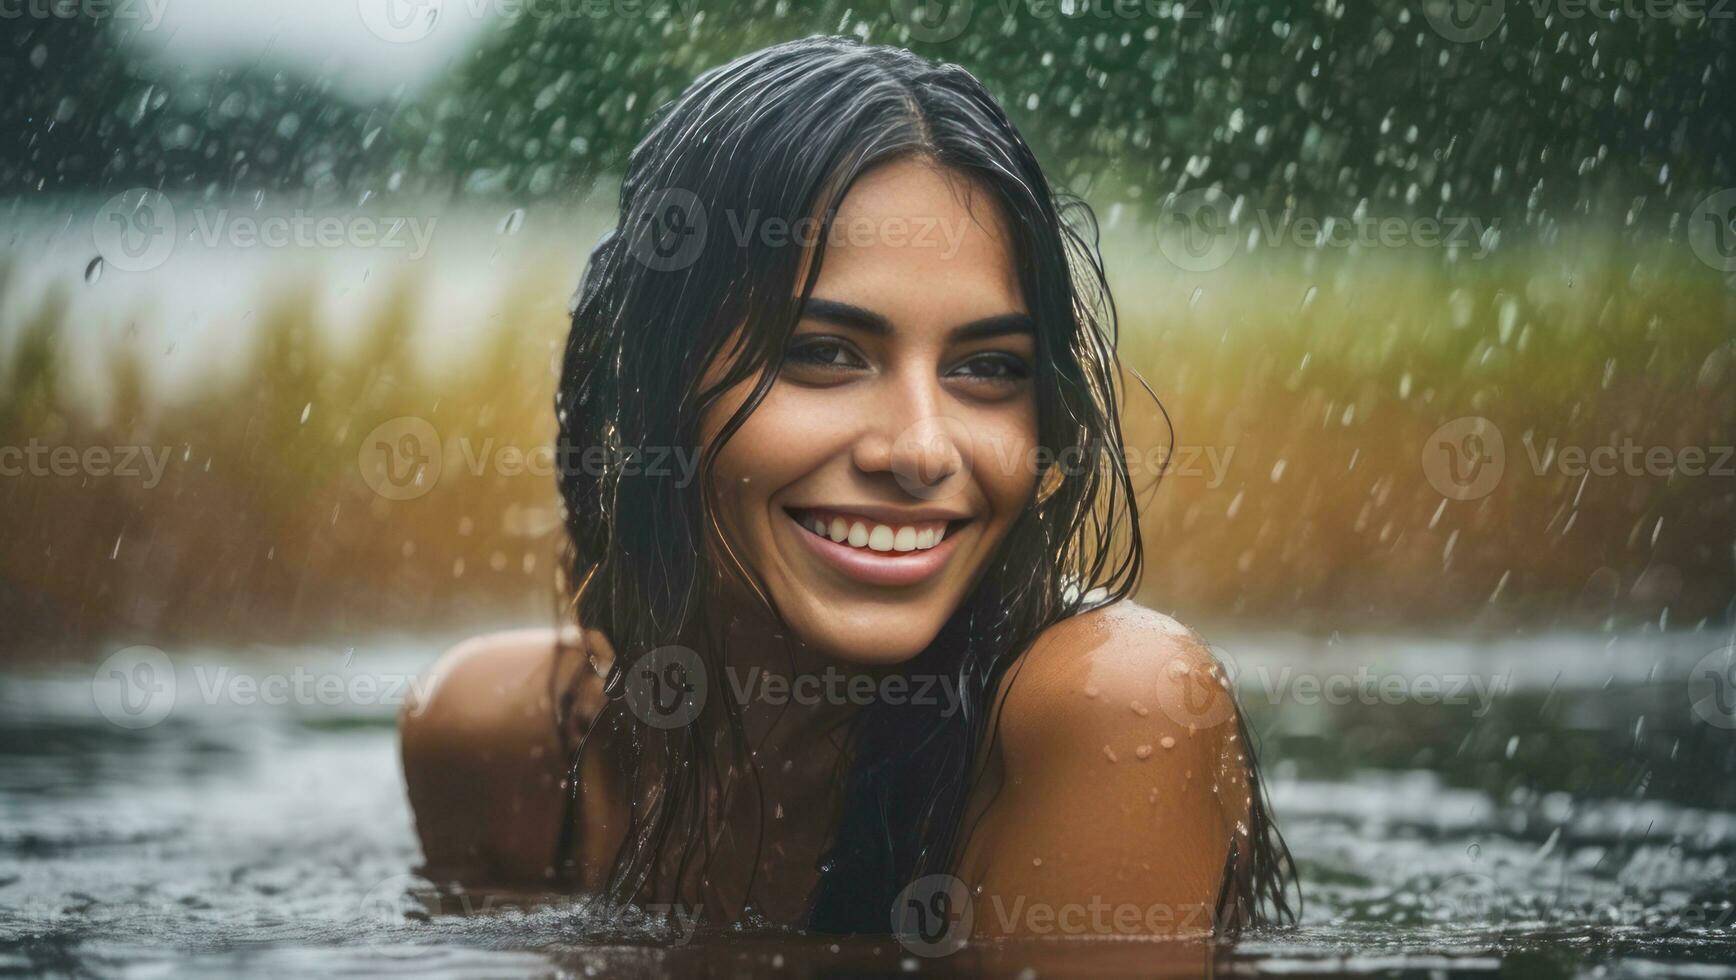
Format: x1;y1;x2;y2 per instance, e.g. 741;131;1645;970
705;158;1041;664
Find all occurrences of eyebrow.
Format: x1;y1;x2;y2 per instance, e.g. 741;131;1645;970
799;297;1035;342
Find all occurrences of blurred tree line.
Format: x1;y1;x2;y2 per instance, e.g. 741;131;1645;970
5;0;1732;238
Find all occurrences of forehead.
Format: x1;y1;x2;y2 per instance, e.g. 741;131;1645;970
807;157;1027;328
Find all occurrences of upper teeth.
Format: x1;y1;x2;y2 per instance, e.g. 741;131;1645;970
801;511;949;552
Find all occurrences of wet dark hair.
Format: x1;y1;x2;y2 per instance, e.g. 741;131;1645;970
553;35;1295;935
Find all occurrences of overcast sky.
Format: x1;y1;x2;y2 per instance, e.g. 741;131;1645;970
127;0;503;100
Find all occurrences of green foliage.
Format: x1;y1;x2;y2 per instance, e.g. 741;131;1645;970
416;0;1734;231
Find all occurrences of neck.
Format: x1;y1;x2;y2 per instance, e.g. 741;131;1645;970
715;599;864;758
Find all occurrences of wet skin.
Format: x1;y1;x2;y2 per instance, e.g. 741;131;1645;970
399;158;1251;938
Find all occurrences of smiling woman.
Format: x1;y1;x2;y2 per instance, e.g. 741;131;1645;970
399;35;1296;945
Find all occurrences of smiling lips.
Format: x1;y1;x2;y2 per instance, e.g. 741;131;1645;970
786;507;964;587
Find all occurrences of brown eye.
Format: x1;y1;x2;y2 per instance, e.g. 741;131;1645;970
785;338;868;370
949;352;1032;383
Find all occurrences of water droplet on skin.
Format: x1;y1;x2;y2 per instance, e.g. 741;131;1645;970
499;208;526;235
1084;685;1099;698
84;256;104;283
1130;700;1148;716
1102;745;1118;763
1160;736;1177;749
1168;660;1190;677
1031;857;1043;867
1467;842;1481;859
1135;744;1152;759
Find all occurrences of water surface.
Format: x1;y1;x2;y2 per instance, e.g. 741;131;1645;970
3;630;1734;978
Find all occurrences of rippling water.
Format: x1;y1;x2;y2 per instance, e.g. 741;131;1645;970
3;630;1734;978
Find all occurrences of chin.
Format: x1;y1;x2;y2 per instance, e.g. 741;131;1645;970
795;617;944;666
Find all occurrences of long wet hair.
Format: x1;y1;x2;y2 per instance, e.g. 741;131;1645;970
552;35;1295;934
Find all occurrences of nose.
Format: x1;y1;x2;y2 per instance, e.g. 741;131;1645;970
850;374;970;499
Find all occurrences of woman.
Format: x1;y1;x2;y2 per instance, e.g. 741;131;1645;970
400;35;1295;943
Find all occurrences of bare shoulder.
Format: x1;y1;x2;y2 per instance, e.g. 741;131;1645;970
399;627;609;884
995;600;1235;758
959;601;1248;938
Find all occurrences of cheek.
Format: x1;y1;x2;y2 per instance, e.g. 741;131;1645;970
971;403;1041;519
704;382;834;526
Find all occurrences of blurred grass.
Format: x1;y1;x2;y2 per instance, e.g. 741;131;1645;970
0;236;1731;658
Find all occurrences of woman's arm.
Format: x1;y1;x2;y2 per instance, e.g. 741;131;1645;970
399;628;618;887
